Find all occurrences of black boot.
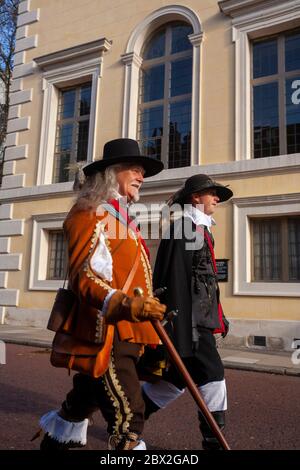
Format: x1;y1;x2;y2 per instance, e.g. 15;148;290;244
40;433;70;451
40;432;85;451
142;390;161;420
199;410;225;450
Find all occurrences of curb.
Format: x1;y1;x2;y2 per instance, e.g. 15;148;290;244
0;338;52;349
223;361;300;377
2;337;300;377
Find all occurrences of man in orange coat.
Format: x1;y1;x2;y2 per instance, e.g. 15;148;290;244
39;138;166;451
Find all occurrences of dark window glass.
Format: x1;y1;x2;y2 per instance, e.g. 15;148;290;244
138;22;192;168
141;65;165;102
253;82;279;158
286;77;300;154
60;89;76;119
171;24;193;54
53;123;73;184
171;58;192;97
47;231;67;280
252;219;282;281
253;39;278;79
252;31;300;158
288;218;300;281
143;29;165;59
53;83;91;183
285;31;300;72
169;100;191;168
77;121;89;161
80;84;92;116
58;123;73;151
138;106;163;159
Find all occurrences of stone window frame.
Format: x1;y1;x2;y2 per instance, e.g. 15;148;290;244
53;82;93;183
29;213;67;291
137;21;193;169
221;0;300;160
121;5;203;166
35;39;111;185
233;193;300;297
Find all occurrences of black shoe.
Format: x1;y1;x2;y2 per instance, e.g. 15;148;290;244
202;437;223;450
40;433;84;451
199;410;225;451
40;433;70;451
142;390;160;420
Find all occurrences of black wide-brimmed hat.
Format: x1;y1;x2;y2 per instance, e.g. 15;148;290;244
172;174;233;204
82;138;164;178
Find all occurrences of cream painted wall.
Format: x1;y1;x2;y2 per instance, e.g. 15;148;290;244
8;197;73;309
20;0;235;183
6;169;300;319
3;1;299;340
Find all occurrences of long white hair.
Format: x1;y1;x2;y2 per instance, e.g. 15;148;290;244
73;164;123;210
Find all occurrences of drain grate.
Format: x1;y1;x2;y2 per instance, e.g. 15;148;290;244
253;335;266;347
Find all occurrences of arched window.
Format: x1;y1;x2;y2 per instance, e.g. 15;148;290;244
138;22;193;168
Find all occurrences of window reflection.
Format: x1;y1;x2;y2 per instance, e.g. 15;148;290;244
138;22;193;168
143;29;165;60
253;82;279;158
141;65;165;102
285;32;300;72
53;83;91;183
286;77;300;154
171;58;192;97
252;30;300;158
171;24;193;54
253;39;277;79
169;100;191;168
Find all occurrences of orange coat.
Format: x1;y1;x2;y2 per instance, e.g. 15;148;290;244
63;203;160;346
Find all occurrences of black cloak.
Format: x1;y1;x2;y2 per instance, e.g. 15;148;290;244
153;217;223;358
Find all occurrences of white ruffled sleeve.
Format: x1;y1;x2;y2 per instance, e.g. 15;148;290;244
89;230;113;282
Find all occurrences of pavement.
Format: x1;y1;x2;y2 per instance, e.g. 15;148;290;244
0;323;300;377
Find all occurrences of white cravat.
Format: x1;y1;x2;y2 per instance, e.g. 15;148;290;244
183;205;216;231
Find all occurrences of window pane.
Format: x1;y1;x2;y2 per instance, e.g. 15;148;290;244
53;83;92;183
80;84;92;116
171;23;193;54
57;123;73;151
171;57;192;97
288;218;300;281
143;29;165;59
169;100;191;168
252;219;282;281
286;77;300;154
54;124;73;182
60;89;76;119
285;31;300;72
77;120;89;161
139;23;194;169
253;39;278;79
138;106;163;159
253;82;279;158
141;65;165;103
47;231;67;280
53;151;70;183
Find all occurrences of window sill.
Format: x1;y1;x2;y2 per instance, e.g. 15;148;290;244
234;281;300;297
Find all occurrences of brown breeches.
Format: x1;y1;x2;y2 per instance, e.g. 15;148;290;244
60;331;145;438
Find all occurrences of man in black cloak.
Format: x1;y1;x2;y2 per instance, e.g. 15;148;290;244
141;174;233;450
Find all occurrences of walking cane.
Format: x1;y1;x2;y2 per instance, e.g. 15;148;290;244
151;318;230;451
134;287;231;451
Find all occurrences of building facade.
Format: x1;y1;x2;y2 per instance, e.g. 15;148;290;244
0;0;299;351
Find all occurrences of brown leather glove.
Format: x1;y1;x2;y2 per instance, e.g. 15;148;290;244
105;290;166;324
